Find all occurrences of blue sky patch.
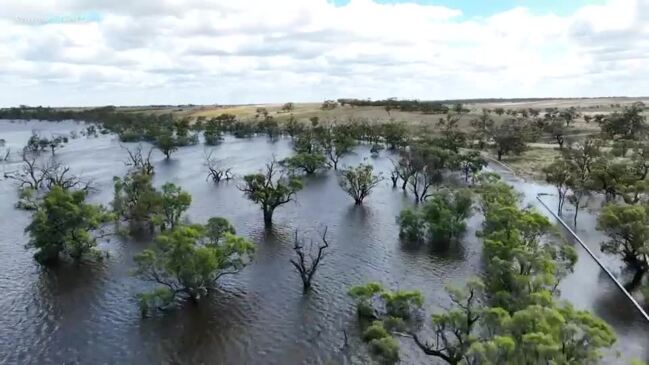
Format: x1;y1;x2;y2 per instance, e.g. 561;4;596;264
329;0;607;17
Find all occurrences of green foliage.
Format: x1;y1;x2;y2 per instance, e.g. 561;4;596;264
381;121;408;149
338;163;382;204
240;160;303;225
437;113;467;152
459;150;487;183
155;183;192;230
25;186;110;264
136;287;175;316
317;126;356;169
134;222;255;314
600;104;647;141
203;119;223;145
281;152;328;175
597;203;649;286
397;189;473;245
363;321;390;342
543;158;573;215
155;131;178;159
489;118;534;161
113;172;161;231
368;335;400;364
205;217;236;244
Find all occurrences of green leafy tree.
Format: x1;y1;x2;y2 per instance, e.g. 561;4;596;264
437;113;467;152
459;150;487;183
25;186;110;264
284;114;304;138
470;109;494;149
397;189;473;246
240;160;303;226
113;172;162;231
489;119;532;161
381;121;408;149
155;131;178;159
562;139;601;226
281;152;328;175
203;119;223;145
135;223;255;315
155;183;191;230
412;280;484;365
205;217;236;244
338;163;382;205
600;104;647;141
406;143;456;202
318;126;356;170
597;203;649;289
543;158;573;215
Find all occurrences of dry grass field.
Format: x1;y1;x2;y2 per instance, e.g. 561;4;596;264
116;97;648;179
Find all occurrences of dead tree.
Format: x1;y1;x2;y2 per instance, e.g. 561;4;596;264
124;145;154;175
6;151;50;190
290;227;329;292
44;161;94;192
205;150;233;183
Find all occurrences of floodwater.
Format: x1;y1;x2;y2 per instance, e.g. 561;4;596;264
0;120;647;364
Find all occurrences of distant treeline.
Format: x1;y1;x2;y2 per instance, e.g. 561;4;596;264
337;98;450;114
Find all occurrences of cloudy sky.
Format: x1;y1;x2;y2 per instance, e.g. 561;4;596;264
0;0;646;107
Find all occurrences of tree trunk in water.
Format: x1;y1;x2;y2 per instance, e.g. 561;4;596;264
497;150;503;161
263;208;273;226
625;268;646;291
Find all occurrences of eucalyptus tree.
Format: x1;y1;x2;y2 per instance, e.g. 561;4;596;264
597;203;649;289
240;160;303;226
338;163;382;205
281;152;328;175
397;189;473;246
25;186;111;264
317;126;355;170
543;158;573;215
489;118;532;161
135;222;255;315
458;150;487;183
437;113;466;152
381;121;408;149
470;109;494;149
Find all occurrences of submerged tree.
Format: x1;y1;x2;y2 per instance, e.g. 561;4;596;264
113;172;162;231
458;150;487;183
338;163;382;205
281;152;328;175
543;158;573;216
134;223;255;315
597;203;649;289
397;189;473;246
124;145;155;176
381;121;408;149
155;183;191;231
155;131;178;159
240;160;303;226
204;150;233;183
290;228;329;292
318;127;356;170
25;186;110;264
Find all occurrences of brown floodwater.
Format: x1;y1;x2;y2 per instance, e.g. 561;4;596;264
0;120;647;364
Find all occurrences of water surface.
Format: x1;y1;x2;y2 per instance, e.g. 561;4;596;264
0;120;647;364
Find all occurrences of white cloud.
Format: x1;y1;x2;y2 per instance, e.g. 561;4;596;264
0;0;646;106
